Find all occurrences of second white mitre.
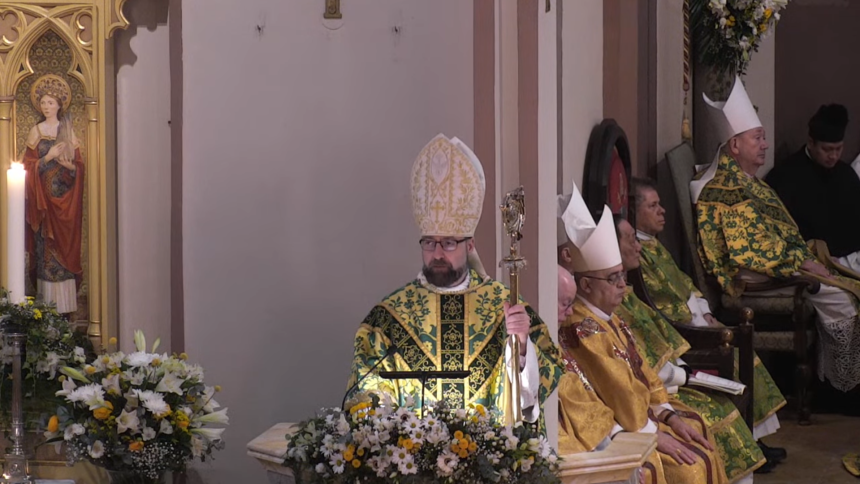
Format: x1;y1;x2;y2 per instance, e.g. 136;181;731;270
691;75;764;203
560;182;622;273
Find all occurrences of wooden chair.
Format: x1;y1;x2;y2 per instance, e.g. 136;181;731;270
581;120;755;427
662;141;820;425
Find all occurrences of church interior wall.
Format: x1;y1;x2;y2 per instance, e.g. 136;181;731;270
775;1;860;165
180;0;474;481
115;0;173;353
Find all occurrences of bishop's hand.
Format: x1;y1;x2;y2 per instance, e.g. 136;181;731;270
503;301;529;356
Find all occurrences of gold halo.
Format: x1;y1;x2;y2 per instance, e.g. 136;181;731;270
30;74;72;113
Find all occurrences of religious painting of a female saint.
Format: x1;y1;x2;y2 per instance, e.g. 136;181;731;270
23;74;85;315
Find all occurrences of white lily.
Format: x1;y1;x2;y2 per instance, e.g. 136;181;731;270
193;407;229;426
117;409;141;434
155;372;185;395
190;427;225;442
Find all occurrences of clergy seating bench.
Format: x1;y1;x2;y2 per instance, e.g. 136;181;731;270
662;141;819;425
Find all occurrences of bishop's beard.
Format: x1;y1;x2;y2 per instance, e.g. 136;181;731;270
422;259;467;288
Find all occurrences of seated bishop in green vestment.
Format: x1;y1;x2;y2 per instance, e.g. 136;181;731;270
611;215;767;482
348;134;563;425
631;177;786;442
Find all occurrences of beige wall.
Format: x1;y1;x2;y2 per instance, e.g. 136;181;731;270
561;0;603;188
656;0;685;161
775;2;860;163
115;0;172;353
181;0;474;481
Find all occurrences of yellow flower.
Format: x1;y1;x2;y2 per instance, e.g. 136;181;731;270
47;415;59;433
765;8;773;19
468;441;477;452
458;449;469;459
759;24;767;33
93;401;114;420
351;459;361;469
475;404;486;417
109;337;118;346
102;356;111;365
357;448;365;457
33;309;42;320
453;430;464;440
179;353;188;361
458;441;469;452
85;365;96;375
214;385;222;392
128;441;144;452
58;375;66;383
450;443;460;452
401;439;414;451
343;450;354;461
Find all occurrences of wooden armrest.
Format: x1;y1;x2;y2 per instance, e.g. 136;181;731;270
559;432;657;483
742;274;821;295
669;323;734;350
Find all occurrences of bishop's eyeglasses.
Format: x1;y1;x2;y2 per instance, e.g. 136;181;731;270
419;238;469;252
581;271;627;286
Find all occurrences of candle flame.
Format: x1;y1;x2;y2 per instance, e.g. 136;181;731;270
9;162;23;172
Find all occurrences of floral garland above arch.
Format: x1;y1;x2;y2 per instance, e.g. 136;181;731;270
692;0;790;80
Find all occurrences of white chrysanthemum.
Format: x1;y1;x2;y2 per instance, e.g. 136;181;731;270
66;383;106;410
124;351;156;368
455;408;467;420
117;409;141;434
89;440;105;459
73;346;86;363
408;427;426;445
36;352;61;379
403;415;421;432
374;456;391;477
142;393;171;417
142;427;156;441
123;369;145;386
520;456;535;473
185;363;205;381
501;426;519;451
160;419;174;435
398;454;417;475
390;446;410;465
315;463;327;475
155;372;185;395
329;453;346;474
64;423;85;441
437;451;460;477
538;435;552;459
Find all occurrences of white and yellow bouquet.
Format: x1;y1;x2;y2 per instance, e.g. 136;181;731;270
693;0;790;77
43;331;228;481
284;395;560;484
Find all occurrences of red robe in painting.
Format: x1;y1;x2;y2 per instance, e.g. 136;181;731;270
23;136;85;292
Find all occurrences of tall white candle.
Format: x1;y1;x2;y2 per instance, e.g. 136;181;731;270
7;162;25;303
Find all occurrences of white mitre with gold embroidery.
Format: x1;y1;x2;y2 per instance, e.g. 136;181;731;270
411;134;486;238
560;182;621;273
691;75;762;203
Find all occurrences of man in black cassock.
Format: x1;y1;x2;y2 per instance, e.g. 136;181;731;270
766;104;860;272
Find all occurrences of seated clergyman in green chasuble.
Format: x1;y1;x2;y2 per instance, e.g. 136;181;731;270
347;134;563;426
631;176;787;460
612;215;767;481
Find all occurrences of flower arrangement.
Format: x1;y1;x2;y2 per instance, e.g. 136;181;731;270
284;394;561;484
0;294;91;425
692;0;790;78
43;331;228;481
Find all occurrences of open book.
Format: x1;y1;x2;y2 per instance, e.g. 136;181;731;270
687;371;746;395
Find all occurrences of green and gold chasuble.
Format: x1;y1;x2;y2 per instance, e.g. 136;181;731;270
695;154;815;298
348;270;564;423
617;290;766;482
638;236;787;426
639;236;706;324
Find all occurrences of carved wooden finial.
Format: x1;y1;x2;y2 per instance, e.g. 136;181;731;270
741;307;755;325
721;328;734;349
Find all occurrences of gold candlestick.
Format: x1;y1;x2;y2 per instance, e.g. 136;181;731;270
500;187;527;425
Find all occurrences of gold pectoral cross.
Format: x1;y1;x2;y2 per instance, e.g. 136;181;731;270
324;0;342;19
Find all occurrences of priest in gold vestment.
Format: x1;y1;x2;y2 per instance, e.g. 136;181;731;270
611;215;767;481
557;183;727;484
631;177;786;459
691;77;860;393
348;134;563;424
